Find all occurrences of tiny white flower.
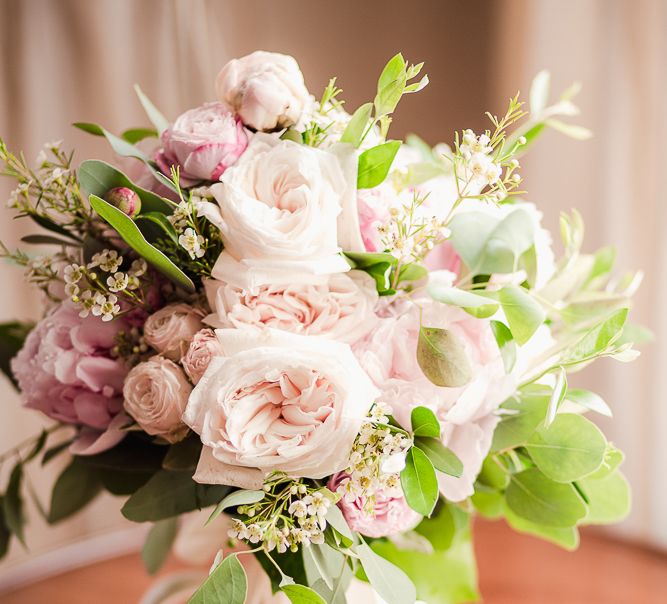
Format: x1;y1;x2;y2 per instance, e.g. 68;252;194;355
64;263;84;284
107;271;128;292
129;258;147;277
178;227;205;260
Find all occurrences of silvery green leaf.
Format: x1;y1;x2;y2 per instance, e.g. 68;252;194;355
206;489;265;525
545;367;567;427
498;285;546;345
356;539;417;604
189;554;247;604
134;84;170;135
417;326;472;388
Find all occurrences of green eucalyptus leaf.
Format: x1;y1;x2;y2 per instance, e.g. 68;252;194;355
20;234;77;246
73;122;149;161
586;446;624;480
207;489;265;525
471;487;505;519
48;458;102;523
544;367;567;426
162;437;202;472
340;102;373;147
89;195;194;292
414;503;457;551
189;553;247;604
505;468;587;527
0;502;11;559
142;517;179;574
27;213;82;242
427;284;499;318
281;584;327;604
356;539;417;604
377;53;406;92
410;406;441;438
325;503;353;542
417;326;472;387
526;414;606;482
491;392;550;452
136;212;178;244
415;437;463;477
0;321;32;389
134;84;170;134
498;285;545;345
357;141;401;189
3;463;25;545
400;447;438;516
578;470;630;525
563;308;628;364
371;508;478;604
121;470;229;522
504;504;579;550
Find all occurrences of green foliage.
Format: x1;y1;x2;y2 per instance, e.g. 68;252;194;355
3;463;25;545
416;326;472;387
89;194;195;292
562;308;629;365
357;141;401;189
427;284;499;318
356;539;417;604
498;285;546;345
344;251;425;295
0;321;32;389
526;414;606;482
48;458;102;523
207;489;265;525
579;470;630;524
282;584;327;604
414;437;463;477
78;160;172;214
505;468;587;527
133;85;170;135
142;517;179;574
448;209;535;276
491;389;550;452
504;505;580;550
410;406;441;438
121;469;229;522
490;320;517;372
340;103;373;147
121;127;158;144
189;554;247;604
372;507;479;604
400;447;438;516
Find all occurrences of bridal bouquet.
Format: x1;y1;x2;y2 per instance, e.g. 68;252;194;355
0;52;646;604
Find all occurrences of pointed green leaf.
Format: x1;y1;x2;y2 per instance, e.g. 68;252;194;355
134;84;170;134
356;539;417;604
48;459;102;523
281;584;327;604
3;463;25;545
340;102;373;147
415;437;463;477
206;489;265;525
410;406;441;438
357;141;401;189
400;447;438;516
142;517;179;574
189;554;247;604
498;285;545;345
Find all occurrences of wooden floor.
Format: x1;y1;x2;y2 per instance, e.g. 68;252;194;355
1;519;666;603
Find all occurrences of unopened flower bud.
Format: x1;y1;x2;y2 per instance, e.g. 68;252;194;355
518;136;527;145
105;187;141;218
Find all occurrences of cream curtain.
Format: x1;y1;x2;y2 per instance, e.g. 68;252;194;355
495;0;667;548
0;0;665;583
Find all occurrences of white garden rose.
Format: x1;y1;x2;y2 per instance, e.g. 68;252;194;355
200;133;358;289
215;50;310;132
203;270;378;344
182;329;378;489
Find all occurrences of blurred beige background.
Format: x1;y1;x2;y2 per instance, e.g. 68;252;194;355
0;0;665;588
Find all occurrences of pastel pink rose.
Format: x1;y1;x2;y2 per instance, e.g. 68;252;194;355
354;298;512;427
328;473;421;538
204;271;378;345
356;187;393;252
11;303;128;432
143;303;204;361
180;328;223;385
216;51;309;132
155;102;248;186
183;329;378;489
123;356;191;443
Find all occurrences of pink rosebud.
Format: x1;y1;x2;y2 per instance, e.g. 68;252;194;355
155;102;248;187
216;51;310;132
180;328;223;384
105;186;141;217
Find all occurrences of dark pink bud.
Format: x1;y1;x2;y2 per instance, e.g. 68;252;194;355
105;187;141;217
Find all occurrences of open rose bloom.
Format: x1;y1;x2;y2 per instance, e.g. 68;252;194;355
2;50;642;604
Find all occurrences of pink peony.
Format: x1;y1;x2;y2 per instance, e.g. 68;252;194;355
204;271;378;345
155;102;248;186
356;187;393;252
180;328;223;385
143;303;204;361
328;473;421;538
216;51;309;132
123;356;191;443
11;303;128;432
354;298;513;429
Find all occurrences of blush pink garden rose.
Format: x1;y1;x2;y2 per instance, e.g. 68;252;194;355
203;271;378;345
155;102;248;187
353;295;515;502
11;303;129;451
180;328;223;385
328;473;421;538
215;51;310;132
182;329;378;489
143;303;204;361
198;133;358;289
123;356;191;443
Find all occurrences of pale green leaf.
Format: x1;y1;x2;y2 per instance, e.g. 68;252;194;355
579;471;630;525
356;540;417;604
281;584;327;604
564;389;612;417
416;326;472;387
134;84;170;135
490;320;517;373
504;504;579;550
206;489;265;525
498;285;545;345
142;517;179;574
340;103;373;147
415;437;462;477
427;284;499;318
529;70;551;115
189;554;247;604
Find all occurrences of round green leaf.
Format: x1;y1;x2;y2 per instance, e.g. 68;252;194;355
526;413;606;482
506;468;587;527
579;470;631;525
410;406;441;438
417;326;472;387
282;584;327;604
